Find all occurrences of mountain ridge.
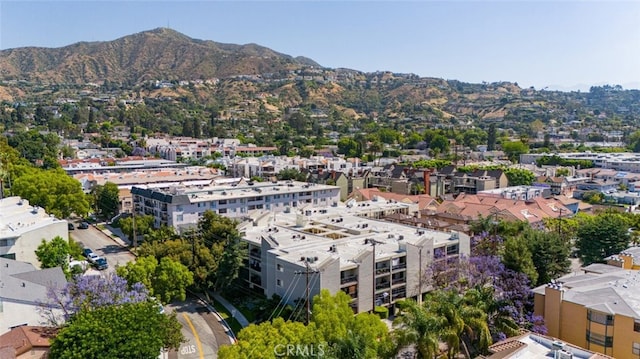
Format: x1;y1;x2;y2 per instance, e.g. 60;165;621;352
0;28;322;84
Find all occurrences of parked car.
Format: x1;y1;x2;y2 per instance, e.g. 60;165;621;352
86;253;100;264
94;257;108;270
79;222;89;229
82;248;94;258
68;223;75;230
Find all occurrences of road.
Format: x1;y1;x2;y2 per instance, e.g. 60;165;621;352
166;297;233;359
69;222;232;358
69;222;135;273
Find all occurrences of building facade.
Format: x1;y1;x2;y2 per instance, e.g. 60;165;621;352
241;202;470;314
533;262;640;359
0;197;69;267
131;180;341;229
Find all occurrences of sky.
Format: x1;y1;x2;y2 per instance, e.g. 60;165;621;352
1;1;639;91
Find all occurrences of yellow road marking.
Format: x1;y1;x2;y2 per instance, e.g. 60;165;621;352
182;313;204;359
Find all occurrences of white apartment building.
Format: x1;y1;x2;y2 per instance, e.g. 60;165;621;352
242;202;470;314
520;152;640;173
0;197;69;267
130;179;341;229
0;258;67;334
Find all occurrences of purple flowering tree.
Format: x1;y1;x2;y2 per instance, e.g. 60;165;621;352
426;232;548;341
39;273;149;326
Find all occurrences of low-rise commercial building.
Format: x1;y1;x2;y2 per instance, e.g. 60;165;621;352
241;202;470;314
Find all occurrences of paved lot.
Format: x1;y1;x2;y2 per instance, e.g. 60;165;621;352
69;222;135;273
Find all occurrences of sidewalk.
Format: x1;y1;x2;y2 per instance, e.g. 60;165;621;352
211;292;251;328
101;224;130;247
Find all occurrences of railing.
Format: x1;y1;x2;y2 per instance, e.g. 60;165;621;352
249;249;261;259
375;267;390;275
392;263;407;270
340;276;358;285
392;277;406;286
376;282;390;290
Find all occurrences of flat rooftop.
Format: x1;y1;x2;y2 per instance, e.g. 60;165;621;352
134;180;340;204
0;197;65;239
244;202;465;270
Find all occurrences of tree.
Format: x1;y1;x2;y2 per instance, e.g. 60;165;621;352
35;236;71;277
393;300;440;359
576;212;630;265
501;236;538;285
523;229;571;285
116;256;195;304
487;124;497;151
39;273;149;326
218;317;324;359
94;181;120;219
118;214;155;244
12;167;90;218
501;141;529;163
504;168;535;186
49;301;184;359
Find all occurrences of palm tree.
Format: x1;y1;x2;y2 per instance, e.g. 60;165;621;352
393;300;440;359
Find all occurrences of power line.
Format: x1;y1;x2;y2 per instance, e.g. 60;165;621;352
294;257;320;325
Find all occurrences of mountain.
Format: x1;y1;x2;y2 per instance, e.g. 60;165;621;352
0;28;321;84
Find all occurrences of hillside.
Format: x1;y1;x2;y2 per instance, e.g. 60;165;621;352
0;28;319;84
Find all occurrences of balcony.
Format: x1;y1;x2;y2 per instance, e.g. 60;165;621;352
392;276;406;286
392;262;407;271
340;275;358;285
392;287;406;301
249;249;262;259
375;266;390;275
376;282;390;290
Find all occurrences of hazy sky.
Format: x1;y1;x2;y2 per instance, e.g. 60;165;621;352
1;1;639;91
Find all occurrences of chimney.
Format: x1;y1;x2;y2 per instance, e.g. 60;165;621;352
619;252;634;270
544;282;565;338
423;170;431;196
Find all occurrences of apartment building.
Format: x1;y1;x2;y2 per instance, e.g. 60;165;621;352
533;259;640;358
131;179;341;228
242;202;470;314
0;197;68;267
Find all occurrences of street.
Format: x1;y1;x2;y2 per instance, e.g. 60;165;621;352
69;222;232;358
69;222;135;273
166;297;233;359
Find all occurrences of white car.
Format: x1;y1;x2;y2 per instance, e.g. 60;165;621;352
86;253;100;264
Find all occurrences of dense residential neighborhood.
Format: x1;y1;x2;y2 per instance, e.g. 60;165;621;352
2;27;640;359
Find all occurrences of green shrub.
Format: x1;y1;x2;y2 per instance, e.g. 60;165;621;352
374;306;388;319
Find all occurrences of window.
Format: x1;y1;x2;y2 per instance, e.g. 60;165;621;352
176;205;183;211
635;320;640;332
447;244;459;255
176;214;183;222
277;264;284;272
0;239;15;247
588;310;614;325
586;330;613;347
276;279;283;287
0;253;16;260
219;208;227;214
634;342;640;355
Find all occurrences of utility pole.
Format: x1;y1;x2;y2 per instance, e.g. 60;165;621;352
557;208;563;237
366;238;384;311
132;210;137;249
418;246;423;305
295;257;319;325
